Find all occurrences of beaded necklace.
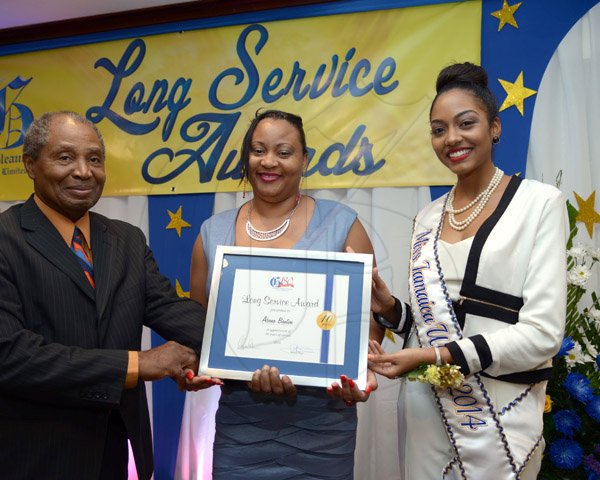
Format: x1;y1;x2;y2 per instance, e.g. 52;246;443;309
246;195;302;241
445;167;503;231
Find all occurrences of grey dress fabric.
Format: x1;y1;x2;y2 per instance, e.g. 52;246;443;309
200;198;359;480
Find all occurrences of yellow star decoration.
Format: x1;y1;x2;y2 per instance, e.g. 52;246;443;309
574;191;600;239
498;72;537;116
175;279;190;298
166;205;191;237
491;0;522;31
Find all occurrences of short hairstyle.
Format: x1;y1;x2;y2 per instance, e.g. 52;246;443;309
23;111;105;160
239;109;308;181
430;62;499;124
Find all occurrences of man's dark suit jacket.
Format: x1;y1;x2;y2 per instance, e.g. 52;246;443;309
0;196;206;480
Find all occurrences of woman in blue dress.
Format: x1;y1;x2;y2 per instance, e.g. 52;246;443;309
186;110;376;479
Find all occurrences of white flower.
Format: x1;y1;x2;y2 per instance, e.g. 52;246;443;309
565;341;594;368
568;244;588;261
587;308;600;322
590;247;600;262
586;308;600;331
568;264;591;286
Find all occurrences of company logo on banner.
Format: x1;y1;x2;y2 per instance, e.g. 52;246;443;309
0;1;479;200
0;76;33;177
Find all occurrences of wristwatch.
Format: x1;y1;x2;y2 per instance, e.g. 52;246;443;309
373;296;402;331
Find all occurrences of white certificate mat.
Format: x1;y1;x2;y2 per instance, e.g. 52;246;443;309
199;246;373;389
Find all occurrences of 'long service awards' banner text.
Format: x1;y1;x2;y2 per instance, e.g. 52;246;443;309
0;1;479;199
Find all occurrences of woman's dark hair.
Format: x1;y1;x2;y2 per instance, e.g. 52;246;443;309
430;62;499;124
239;109;308;181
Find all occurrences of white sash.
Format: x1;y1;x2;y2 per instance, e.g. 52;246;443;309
409;198;537;480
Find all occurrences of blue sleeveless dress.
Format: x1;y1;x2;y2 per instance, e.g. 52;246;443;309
200;198;359;480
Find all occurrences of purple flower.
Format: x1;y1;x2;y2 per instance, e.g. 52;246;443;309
558;336;575;357
553;409;582;436
549;438;583;470
586;396;600;422
564;372;594;404
584;453;600;475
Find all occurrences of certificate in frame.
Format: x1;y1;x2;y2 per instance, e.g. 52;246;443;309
199;246;373;389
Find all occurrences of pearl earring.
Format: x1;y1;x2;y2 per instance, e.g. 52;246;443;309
492;135;500;145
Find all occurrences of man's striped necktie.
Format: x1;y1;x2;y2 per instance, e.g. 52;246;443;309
71;226;95;288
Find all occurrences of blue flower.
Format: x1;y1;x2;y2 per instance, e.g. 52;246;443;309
549;438;583;470
564;372;594;404
553;409;582;436
558;336;576;357
587;469;600;480
586;396;600;423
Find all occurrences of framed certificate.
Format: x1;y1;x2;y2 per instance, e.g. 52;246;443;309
199;246;373;389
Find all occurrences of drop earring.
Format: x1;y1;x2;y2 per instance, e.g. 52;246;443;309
242;177;248;199
297;173;306;202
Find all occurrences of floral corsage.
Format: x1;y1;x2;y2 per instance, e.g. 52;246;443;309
405;362;464;389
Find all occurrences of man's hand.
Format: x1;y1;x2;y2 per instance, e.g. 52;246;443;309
138;341;199;390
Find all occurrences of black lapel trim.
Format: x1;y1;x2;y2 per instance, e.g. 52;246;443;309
20;197;95;300
90;213;116;321
460;175;524;311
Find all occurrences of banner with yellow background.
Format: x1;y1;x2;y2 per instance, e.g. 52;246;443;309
0;1;480;200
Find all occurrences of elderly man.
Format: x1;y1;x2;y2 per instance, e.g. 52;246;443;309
0;111;210;479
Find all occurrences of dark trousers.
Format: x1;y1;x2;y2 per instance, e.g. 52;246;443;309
99;411;129;480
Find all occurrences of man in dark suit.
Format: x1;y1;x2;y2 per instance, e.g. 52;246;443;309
0;111;211;479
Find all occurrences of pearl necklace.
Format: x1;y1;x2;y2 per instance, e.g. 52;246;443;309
246;196;301;241
445;167;503;231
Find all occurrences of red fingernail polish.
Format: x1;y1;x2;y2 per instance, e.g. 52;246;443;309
186;371;194;380
340;375;348;382
365;385;372;394
348;379;355;388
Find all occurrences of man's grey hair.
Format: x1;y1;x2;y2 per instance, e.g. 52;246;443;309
23;111;105;160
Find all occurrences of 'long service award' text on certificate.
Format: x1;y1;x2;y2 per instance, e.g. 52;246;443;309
199;246;373;389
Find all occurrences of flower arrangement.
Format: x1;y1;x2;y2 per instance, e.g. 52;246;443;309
405;362;464;389
540;201;600;479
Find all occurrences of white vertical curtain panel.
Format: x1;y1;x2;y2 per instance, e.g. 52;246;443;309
526;3;600;294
